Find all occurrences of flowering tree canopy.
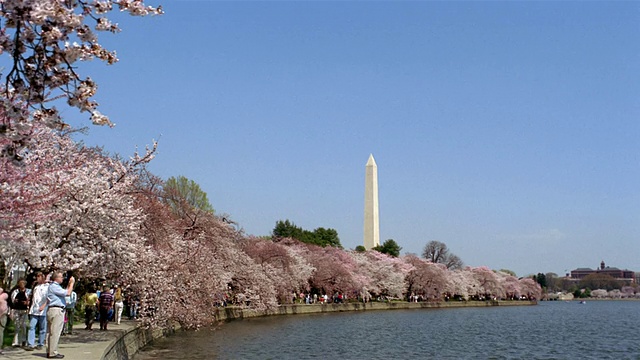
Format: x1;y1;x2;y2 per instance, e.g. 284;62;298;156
0;119;156;277
405;255;450;300
0;0;162;140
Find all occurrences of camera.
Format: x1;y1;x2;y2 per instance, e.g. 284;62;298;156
62;270;73;284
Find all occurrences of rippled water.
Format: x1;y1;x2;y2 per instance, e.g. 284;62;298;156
134;301;640;359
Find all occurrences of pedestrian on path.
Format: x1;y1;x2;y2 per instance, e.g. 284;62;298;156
46;271;75;359
62;290;77;335
10;279;30;347
83;286;98;330
113;286;124;325
97;285;114;331
26;272;49;351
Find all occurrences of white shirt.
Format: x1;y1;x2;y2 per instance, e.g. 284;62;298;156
29;283;50;316
65;291;77;309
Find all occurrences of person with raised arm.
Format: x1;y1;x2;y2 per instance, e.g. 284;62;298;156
45;272;75;359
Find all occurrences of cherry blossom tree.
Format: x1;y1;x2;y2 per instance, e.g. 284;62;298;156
497;271;521;300
288;241;357;296
468;266;503;299
349;251;410;299
608;289;622;299
241;237;314;304
447;268;479;300
0;0;163;132
518;277;541;300
1;120;156;274
404;255;449;301
134;183;283;328
621;286;636;297
590;289;607;298
0;107;65;239
347;251;376;299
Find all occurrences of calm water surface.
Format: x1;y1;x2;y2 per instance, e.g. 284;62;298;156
134;301;640;359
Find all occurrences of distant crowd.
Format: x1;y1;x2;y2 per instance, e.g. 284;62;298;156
213;289;537;310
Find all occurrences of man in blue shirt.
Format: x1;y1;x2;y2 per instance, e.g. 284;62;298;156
46;272;75;359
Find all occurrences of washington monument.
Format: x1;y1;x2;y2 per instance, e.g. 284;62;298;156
363;154;380;250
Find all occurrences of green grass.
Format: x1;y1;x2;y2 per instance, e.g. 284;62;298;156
2;318;15;348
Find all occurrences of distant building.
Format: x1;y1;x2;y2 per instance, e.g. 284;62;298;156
569;261;636;284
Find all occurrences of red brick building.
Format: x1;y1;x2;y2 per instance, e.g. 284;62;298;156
570;261;636;283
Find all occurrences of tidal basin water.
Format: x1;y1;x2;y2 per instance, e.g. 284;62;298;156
134;301;640;359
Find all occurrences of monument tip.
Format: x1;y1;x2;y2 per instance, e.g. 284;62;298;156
366;154;376;166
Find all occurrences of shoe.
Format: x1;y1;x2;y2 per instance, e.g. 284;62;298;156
36;345;44;350
47;354;65;359
23;346;34;351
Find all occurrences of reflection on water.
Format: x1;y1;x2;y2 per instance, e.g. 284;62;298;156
134;301;640;359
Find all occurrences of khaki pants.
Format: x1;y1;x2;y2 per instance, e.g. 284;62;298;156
46;307;64;356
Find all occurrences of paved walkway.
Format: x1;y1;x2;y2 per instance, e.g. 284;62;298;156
1;320;137;360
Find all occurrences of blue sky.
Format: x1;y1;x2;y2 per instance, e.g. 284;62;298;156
67;1;639;277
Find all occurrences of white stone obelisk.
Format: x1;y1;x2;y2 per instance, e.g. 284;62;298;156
363;154;380;250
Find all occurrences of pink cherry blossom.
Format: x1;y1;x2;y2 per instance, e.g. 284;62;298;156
0;0;162;135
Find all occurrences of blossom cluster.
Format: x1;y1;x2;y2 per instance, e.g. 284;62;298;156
589;287;640;299
0;0;162;132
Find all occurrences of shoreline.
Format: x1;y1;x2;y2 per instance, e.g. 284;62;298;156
212;300;538;321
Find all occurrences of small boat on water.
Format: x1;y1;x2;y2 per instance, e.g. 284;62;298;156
579;300;586;304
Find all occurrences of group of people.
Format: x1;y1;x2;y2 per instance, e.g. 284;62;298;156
0;272;139;359
82;284;130;331
292;292;344;304
0;272;75;359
